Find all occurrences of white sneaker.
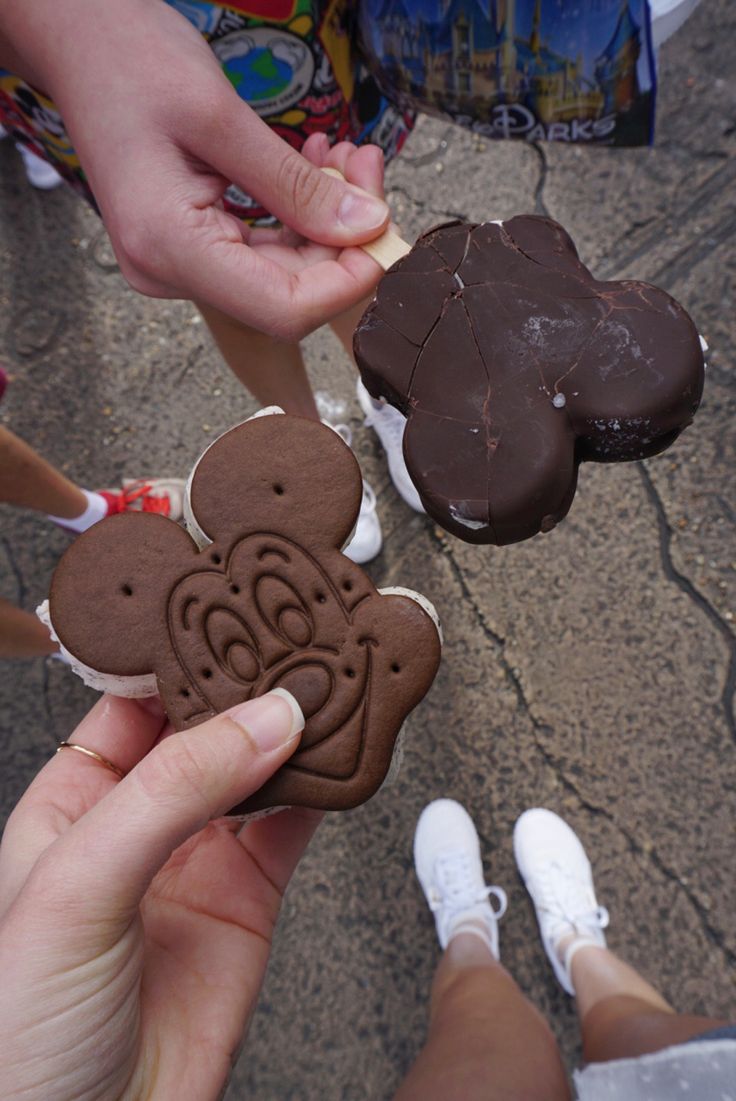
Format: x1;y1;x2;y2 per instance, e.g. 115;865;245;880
356;380;424;514
105;477;187;522
414;799;507;957
343;480;382;564
16;143;63;190
326;421;383;564
513;809;609;996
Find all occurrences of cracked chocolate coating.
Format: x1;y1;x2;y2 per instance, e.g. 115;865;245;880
48;415;441;813
354;215;705;545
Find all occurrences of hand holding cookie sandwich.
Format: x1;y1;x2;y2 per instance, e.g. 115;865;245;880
0;690;319;1101
0;413;443;1099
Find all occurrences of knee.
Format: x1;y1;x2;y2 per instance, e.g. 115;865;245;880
431;963;560;1056
582;997;673;1063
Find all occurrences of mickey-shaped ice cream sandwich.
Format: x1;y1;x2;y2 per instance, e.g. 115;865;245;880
42;412;442;815
354;215;705;546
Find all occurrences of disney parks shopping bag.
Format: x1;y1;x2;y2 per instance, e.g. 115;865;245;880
357;0;659;145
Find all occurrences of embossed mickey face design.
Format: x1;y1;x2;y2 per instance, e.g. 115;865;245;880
167;534;403;781
354;215;705;546
49;415;442;813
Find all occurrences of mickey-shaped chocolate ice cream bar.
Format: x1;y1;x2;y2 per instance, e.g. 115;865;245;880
44;413;442;814
354;215;705;546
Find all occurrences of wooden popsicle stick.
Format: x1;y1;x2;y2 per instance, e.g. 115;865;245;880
322;166;412;271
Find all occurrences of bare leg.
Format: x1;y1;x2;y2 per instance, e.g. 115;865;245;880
568;944;729;1063
395;930;571;1101
0;596;58;658
197;302;319;420
0;427;87;518
328;297;373;365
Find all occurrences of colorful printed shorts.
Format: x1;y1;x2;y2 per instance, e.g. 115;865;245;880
0;0;414;223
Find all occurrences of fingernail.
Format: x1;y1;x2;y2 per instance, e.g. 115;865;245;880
231;689;304;753
338;188;388;232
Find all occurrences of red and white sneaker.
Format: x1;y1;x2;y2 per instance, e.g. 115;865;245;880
99;478;186;521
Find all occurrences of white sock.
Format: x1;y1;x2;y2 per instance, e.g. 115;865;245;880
447;916;498;960
47;489;108;533
560;935;603;982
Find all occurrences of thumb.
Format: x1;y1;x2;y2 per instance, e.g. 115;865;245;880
210;106;389;246
23;690;304;934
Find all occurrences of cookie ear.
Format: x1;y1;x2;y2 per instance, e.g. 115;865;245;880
49;513;198;676
188;414;362;551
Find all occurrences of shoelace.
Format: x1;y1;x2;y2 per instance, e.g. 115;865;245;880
363;401;405;450
535;861;609;940
105;481;171;517
428;849;508;919
360;481;376;516
330;422;353;448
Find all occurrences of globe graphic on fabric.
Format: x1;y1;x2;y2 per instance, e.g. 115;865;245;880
224;48;293;101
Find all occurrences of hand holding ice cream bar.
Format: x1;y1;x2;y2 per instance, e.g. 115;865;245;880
322;166;413;270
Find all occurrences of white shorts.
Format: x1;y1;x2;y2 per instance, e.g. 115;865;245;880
574;1036;736;1101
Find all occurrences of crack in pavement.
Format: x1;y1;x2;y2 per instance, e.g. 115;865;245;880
386;183;468;226
399;125;455;168
598;156;736;281
530;143;551;218
648;207;736;292
426;526;526;707
0;535;27;606
637;462;736;743
528;718;736;968
41;658;57;744
176;343;203;387
427;526;736;968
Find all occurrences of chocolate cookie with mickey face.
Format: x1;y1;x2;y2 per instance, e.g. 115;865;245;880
354;215;705;545
47;414;442;814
